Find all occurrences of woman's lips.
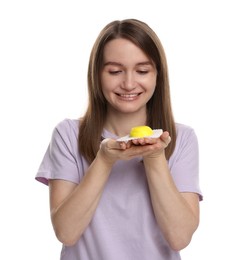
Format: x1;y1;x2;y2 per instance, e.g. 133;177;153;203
116;93;141;101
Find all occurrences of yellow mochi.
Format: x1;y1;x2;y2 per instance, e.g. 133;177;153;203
129;126;153;138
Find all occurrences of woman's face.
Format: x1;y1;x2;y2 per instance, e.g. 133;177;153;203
101;38;157;115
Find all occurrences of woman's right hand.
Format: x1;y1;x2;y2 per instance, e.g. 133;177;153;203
98;138;131;165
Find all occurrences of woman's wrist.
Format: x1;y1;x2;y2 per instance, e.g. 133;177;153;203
143;150;166;162
96;149;116;168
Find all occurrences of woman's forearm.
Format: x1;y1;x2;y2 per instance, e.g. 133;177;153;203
51;151;114;246
143;154;199;251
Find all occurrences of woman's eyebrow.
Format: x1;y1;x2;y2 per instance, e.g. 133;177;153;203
103;61;123;66
103;61;153;66
137;61;153;66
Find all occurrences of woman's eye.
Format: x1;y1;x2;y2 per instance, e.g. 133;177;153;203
109;70;122;75
137;70;148;74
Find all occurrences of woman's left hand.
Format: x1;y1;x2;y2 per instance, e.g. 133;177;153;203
126;131;171;159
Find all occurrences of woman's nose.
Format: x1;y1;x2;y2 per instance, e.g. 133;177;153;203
122;72;136;91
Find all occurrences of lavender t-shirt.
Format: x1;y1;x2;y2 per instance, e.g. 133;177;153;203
36;119;202;260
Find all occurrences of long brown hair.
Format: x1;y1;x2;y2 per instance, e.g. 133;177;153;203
79;19;176;163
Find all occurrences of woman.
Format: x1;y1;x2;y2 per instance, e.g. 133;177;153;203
36;19;202;260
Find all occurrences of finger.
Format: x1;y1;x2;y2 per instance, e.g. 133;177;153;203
132;137;156;146
144;138;157;145
167;135;171;144
160;132;171;146
164;135;171;145
160;131;169;140
135;138;146;145
126;141;132;149
118;140;134;150
119;142;127;150
101;138;125;150
100;138;109;149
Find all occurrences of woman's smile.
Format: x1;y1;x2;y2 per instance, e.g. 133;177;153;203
116;92;142;101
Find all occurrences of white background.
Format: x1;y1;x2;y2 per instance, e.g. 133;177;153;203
1;0;244;259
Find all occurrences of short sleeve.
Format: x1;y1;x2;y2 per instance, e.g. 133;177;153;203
169;125;203;200
35;119;81;185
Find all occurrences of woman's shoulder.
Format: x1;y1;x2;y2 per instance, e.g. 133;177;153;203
168;122;199;164
174;122;198;148
51;118;80;145
54;118;80;133
175;122;196;137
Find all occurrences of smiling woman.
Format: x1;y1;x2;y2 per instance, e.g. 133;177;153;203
101;38;157;117
36;18;202;260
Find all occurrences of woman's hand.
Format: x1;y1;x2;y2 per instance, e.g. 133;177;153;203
131;131;171;159
99;131;171;163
